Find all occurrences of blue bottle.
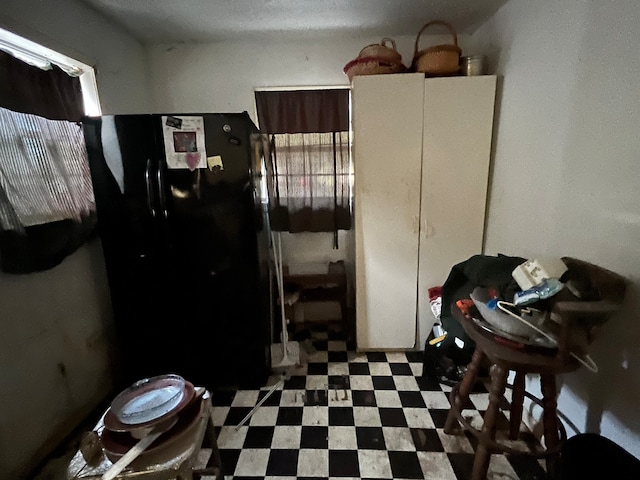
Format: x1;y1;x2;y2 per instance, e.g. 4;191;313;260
514;278;564;306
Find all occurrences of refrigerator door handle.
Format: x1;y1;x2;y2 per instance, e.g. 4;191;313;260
157;160;169;219
145;158;157;217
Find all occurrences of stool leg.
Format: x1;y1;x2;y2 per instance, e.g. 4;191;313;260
193;405;223;480
207;408;223;480
445;348;485;434
472;364;508;480
541;374;560;478
510;371;525;440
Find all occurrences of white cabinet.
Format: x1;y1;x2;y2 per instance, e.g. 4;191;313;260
353;73;496;350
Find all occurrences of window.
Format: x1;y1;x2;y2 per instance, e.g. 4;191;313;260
255;88;352;235
0;28;100;273
272;131;350;200
0;27;100;116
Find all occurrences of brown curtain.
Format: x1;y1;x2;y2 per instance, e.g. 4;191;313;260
255;89;352;238
0;51;83;122
255;89;349;134
0;53;93;274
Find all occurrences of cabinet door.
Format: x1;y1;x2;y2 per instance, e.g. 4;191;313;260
353;73;425;349
417;76;497;348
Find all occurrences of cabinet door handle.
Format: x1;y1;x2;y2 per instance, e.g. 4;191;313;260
422;218;434;238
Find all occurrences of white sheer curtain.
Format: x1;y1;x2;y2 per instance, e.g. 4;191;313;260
0;106;94;232
269;131;352;233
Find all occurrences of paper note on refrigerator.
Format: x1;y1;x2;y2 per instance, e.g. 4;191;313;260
161;116;207;170
207;155;224;172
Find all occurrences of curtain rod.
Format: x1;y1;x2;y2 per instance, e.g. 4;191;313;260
254;85;349;92
0;27;90;75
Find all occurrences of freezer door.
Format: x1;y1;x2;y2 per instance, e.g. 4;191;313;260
83;115;162;258
153;114;256;273
83;115;173;379
153;113;268;386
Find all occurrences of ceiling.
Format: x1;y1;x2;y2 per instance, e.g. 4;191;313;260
79;0;509;44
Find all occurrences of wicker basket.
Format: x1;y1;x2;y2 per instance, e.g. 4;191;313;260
412;20;462;75
358;38;402;64
343;56;406;82
343;37;406;82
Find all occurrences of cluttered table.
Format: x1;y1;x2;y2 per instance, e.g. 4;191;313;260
66;376;221;480
441;256;627;480
451;301;581;374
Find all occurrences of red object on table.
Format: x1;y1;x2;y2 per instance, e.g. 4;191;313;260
428;286;443;301
455;299;474;315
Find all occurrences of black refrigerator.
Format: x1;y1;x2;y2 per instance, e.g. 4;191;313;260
82;112;271;389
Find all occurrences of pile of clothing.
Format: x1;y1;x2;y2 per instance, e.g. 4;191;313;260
422;254;526;383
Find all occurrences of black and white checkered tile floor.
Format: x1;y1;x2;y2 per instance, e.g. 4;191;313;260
208;323;548;480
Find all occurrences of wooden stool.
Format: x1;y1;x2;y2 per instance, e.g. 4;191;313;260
444;257;626;480
444;324;572;479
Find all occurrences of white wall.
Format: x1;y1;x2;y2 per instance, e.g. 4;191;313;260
471;0;640;457
147;34;471;294
0;240;115;478
0;1;153;477
147;35;468;116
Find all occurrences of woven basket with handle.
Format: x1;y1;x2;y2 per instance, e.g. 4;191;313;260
358;38;403;64
411;20;461;75
343;37;406;82
343;57;405;82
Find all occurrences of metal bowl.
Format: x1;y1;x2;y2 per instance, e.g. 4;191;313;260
470;287;540;338
110;374;187;425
